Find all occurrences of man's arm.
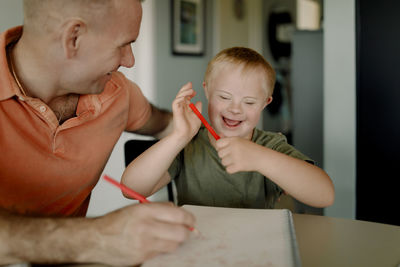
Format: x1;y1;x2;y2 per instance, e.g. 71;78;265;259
0;203;195;266
133;104;173;139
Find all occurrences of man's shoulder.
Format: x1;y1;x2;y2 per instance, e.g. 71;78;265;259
109;71;130;86
99;72;139;100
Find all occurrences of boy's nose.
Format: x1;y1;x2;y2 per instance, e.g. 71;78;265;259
227;102;242;114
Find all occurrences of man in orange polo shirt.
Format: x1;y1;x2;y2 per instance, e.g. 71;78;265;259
0;0;195;266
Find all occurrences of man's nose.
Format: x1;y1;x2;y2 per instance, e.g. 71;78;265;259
120;45;135;68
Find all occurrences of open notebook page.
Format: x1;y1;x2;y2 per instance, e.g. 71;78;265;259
142;205;301;267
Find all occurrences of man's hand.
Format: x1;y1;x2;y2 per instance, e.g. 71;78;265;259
91;202;195;266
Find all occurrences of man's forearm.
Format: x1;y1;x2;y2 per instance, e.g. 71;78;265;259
133;105;173;139
1;199;195;266
0;210;99;265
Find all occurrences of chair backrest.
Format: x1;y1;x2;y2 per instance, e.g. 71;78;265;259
124;139;158;167
124;139;174;202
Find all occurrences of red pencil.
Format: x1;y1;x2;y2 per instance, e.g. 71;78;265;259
102;175;196;232
189;103;220;140
103;175;149;203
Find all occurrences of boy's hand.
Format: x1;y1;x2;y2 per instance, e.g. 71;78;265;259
215;137;261;173
171;82;202;142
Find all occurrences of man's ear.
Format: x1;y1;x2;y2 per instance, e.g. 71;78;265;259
203;81;209;100
61;19;87;59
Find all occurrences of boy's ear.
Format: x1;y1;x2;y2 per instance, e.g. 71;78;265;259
203;81;209;100
267;96;273;105
61;19;87;59
263;96;273;108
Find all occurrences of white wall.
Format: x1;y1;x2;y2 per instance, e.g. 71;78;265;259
0;0;23;32
323;0;356;219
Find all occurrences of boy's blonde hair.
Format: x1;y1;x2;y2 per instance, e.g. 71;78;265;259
204;47;276;95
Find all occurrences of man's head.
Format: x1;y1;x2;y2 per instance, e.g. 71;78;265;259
21;0;142;97
202;47;276;140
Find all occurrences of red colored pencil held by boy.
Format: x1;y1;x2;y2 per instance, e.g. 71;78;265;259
102;175;199;234
189;103;220;140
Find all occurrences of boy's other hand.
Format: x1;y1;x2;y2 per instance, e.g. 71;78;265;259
216;137;260;173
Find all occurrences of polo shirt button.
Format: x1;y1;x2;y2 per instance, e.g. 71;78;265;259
18;96;25;101
39;106;47;112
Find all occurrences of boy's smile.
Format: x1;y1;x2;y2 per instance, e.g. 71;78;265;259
222;117;242;127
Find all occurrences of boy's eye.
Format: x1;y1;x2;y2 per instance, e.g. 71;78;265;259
244;99;256;105
219;95;230;100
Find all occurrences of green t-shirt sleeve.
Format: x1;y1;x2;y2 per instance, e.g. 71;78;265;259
269;133;315;165
168;150;182;180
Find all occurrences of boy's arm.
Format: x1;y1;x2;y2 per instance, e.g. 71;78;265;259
121;82;202;197
215;137;335;208
121;134;185;197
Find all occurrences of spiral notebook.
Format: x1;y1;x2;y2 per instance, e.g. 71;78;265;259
143;205;301;267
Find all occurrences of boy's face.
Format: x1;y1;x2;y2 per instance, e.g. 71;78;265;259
204;64;272;140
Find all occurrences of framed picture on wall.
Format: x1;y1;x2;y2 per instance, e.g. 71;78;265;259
171;0;205;56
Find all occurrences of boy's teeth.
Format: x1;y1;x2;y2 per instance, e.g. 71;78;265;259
224;118;241;126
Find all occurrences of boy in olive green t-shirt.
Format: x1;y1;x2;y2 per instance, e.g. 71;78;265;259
122;47;334;209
